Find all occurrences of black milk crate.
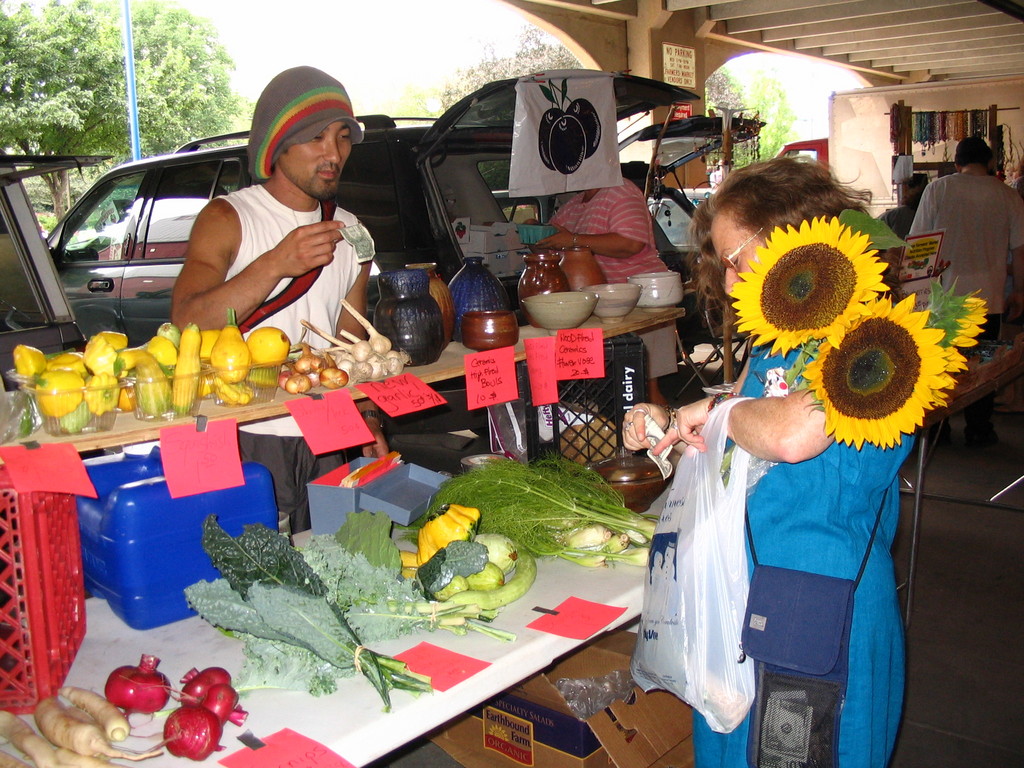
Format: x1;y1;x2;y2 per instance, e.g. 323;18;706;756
518;333;647;463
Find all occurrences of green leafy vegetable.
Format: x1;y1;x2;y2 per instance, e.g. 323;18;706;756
334;510;401;573
427;455;656;562
416;540;489;598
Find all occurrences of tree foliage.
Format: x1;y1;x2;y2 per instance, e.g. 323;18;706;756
437;26;581;113
0;0;240;217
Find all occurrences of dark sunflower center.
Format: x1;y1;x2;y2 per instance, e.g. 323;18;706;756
820;317;921;420
760;243;858;332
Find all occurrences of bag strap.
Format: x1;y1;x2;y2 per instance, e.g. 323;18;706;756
238;200;336;334
745;488;888;591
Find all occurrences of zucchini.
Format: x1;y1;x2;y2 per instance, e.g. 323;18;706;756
446;549;537;610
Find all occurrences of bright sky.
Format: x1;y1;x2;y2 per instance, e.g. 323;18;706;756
167;0;859;138
170;0;529;112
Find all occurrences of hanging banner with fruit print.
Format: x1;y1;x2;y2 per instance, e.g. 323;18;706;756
509;71;621;197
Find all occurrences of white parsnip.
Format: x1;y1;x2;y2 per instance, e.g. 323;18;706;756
58;686;129;742
33;698;162;761
0;710;60;768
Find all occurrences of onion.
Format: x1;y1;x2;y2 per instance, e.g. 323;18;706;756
164;705;223;761
200;683;248;727
284;373;312;394
180;666;232;702
319;367;349;389
104;654;170;714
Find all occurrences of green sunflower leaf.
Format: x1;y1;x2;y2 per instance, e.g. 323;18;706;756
839;209;907;251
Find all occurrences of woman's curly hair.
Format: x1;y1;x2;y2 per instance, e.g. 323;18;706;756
689;157;872;326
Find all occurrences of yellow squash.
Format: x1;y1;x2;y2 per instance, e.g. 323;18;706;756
417;504;481;565
210;308;251;383
12;344;46;378
172;323;202;416
35;370;86;418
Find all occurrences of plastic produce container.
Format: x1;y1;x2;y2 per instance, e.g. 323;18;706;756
76;447;277;629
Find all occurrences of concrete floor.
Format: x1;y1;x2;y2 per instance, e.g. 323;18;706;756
368;361;1024;768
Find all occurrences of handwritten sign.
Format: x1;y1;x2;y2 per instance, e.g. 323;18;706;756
395;642;490;692
219;728;356;768
160;419;244;498
285;390;375;455
465;346;518;410
526;596;628;640
356;373;448;417
524;336;559;406
555;328;604;380
0;443;96;497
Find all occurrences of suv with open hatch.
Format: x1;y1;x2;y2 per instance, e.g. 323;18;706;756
48;71;699;345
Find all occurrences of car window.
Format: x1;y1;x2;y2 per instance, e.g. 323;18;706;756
0;205;47;332
57;171;145;263
477;160;544;223
141;157;244;260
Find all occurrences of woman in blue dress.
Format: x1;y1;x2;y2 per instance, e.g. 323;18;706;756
624;158;912;768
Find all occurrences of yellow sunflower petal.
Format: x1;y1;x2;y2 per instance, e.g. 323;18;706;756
730;216;887;355
804;295;954;449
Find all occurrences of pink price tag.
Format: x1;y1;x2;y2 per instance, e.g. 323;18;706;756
526;596;628;640
464;346;518;410
524;336;559;406
0;443;97;498
159;419;244;498
555;328;604;380
395;641;491;692
285;389;375;455
356;373;448;417
219;729;356;768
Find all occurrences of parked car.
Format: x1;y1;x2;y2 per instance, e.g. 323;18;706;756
0;155;94;385
48;72;698;345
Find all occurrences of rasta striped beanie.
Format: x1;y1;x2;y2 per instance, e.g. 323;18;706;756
248;66;363;181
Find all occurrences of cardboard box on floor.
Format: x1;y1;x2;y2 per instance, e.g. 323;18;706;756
432;629;693;768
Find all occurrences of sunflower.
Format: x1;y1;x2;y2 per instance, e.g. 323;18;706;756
804;295;956;449
730;217;887;355
925;282;988;349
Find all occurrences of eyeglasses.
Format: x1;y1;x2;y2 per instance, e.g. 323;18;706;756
720;228;764;270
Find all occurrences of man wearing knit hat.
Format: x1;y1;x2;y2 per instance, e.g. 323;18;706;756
172;66;386;535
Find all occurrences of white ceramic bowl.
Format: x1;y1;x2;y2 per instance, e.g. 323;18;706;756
521;291;598;331
627;271;684;307
584;282;642;321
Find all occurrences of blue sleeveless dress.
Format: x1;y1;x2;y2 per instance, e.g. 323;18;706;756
693;347;912;768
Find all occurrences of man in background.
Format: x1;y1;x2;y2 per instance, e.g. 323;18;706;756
909;136;1024;446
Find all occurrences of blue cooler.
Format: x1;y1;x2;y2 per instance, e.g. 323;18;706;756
77;447;277;629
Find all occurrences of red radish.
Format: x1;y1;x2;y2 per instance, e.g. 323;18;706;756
164;705;223;761
201;683;248;726
180;666;232;702
104;654;170;714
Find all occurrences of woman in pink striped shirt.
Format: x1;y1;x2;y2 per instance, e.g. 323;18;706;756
538;181;677;403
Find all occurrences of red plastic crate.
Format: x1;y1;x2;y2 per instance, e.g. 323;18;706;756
0;465;86;712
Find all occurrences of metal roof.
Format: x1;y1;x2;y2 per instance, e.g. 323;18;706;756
664;0;1024;81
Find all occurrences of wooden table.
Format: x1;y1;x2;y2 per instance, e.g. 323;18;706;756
23;307;684;454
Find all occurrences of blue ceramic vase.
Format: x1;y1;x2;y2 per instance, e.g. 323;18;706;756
373;268;445;366
448;256;510;342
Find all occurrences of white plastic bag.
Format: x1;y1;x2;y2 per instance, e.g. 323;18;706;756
630;397;755;733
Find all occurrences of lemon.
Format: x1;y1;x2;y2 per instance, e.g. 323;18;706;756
45;351;88;377
12;344;47;378
94;331;129;351
246;326;291;365
146;335;178;368
35;370;86;418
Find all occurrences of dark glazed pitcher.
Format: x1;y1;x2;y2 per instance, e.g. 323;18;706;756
373;268;445;366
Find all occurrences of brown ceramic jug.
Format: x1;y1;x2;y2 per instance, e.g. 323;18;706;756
518;250;570;325
559;246;606;291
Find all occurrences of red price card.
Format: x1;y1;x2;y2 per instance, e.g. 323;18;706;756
555;328;604;380
219;728;356;768
524;336;559;406
160;419;244;498
285;389;375;455
0;443;96;497
356;373;448;417
526;596;628;640
464;346;518;410
395;641;491;692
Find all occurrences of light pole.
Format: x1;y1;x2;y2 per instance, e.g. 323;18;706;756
120;0;141;160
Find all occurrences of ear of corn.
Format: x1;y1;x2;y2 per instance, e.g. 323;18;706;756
172;323;202;416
